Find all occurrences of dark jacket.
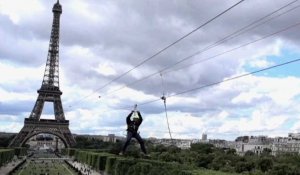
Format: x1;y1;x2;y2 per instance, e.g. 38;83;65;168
126;111;143;133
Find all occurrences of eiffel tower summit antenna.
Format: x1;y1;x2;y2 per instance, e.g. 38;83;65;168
9;1;76;148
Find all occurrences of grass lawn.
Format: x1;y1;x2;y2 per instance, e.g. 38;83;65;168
13;159;77;175
187;169;241;175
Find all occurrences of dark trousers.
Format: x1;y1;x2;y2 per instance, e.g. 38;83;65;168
122;131;147;154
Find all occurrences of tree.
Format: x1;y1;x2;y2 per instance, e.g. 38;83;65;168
261;148;272;156
0;135;15;147
108;142;122;154
258;157;273;172
244;150;255;156
269;164;293;175
167;145;181;154
196;154;214;168
151;144;168;153
210;155;226;170
226;148;236;155
235;161;255;173
158;152;178;162
190;143;214;154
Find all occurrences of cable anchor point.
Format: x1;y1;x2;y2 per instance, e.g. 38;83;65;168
161;95;166;103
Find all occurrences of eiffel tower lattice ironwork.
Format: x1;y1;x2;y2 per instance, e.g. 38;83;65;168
9;0;76;148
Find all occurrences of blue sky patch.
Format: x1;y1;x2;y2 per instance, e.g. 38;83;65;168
244;48;300;78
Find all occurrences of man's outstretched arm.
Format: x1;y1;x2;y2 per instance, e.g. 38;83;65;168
126;111;133;124
137;111;143;124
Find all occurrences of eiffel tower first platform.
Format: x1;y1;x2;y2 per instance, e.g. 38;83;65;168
9;0;76;148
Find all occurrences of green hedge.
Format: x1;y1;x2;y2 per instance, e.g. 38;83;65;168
73;150;200;175
181;169;240;175
105;156;118;175
14;147;27;157
0;149;14;167
73;150;239;175
62;148;109;157
61;148;76;157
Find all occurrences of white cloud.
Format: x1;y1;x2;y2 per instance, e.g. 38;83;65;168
0;0;44;24
232;91;264;104
0;62;43;84
249;59;274;68
0;121;23;133
94;63;117;76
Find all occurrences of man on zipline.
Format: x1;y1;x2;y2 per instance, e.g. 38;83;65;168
119;105;147;156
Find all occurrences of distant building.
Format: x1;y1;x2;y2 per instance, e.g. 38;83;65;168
26;134;65;150
271;136;300;155
235;136;249;143
149;138;192;149
74;134;118;143
202;133;207;141
209;139;235;149
288;133;300;140
231;134;300;156
103;134;117;143
235;136;272;155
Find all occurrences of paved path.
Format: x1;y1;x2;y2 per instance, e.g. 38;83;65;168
0;157;24;175
68;160;101;175
0;156;101;175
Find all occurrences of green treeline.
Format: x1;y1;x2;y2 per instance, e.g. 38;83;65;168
0;134;15;147
0;149;14;167
0;147;27;167
148;143;300;175
13;147;27;157
68;140;300;175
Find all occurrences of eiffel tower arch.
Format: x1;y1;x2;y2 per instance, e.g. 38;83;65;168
9;0;76;148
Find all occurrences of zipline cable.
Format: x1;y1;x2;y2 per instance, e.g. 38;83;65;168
165;20;300;74
76;56;300;126
99;1;300;98
160;73;174;143
67;20;300;113
117;57;300;110
68;0;246;108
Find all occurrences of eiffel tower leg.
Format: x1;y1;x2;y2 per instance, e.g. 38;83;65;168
60;127;76;147
8;124;33;147
29;94;45;120
54;96;65;120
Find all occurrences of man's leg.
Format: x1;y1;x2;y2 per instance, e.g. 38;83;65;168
134;133;147;154
121;131;133;153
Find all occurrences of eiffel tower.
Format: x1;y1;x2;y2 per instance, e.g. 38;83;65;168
9;0;76;148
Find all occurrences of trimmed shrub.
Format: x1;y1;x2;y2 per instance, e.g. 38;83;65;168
127;162;153;175
114;159;136;175
105;156;118;175
14;147;27;157
0;149;14;167
98;154;109;171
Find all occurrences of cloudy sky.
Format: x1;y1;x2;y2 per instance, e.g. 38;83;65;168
1;0;300;141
